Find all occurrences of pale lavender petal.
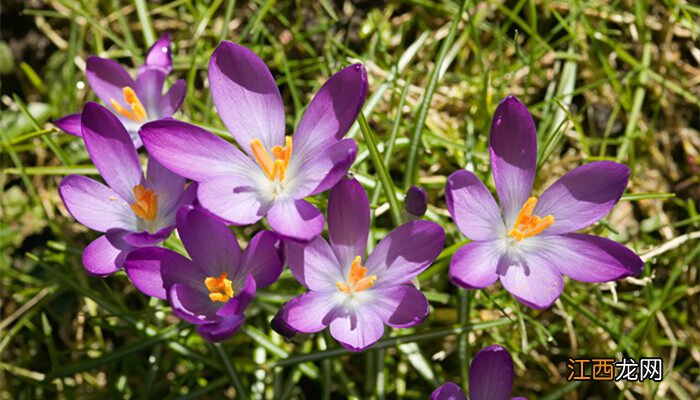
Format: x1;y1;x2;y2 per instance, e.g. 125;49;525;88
533;161;630;235
367;285;429;328
145;156;185;217
430;382;466;400
446;169;505;240
307;139;357;197
135;68;166;112
122;225;174;247
59;175;137;232
197;314;245;342
81;102;143;201
280;291;339;333
404;186;428;217
140;119;256;181
286;236;344;291
364;221;445;286
489;96;537;228
169;283;219;324
329;307;384;352
123;246;193;300
143;33;172;74
156;80;186;117
293;64;367;160
85;56;136;107
267;197;324;241
82;231;132;276
197;175;271;226
469;345;514;400
208;41;285;153
288;138;357;198
498;253;564;309
54;113;82;137
240;231;284;288
328;177;369;267
522;233;643;282
449;240;503;289
176;206;242;276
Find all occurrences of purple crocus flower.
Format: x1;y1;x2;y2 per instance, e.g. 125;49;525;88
445;96;644;309
55;33;186;148
275;177;445;351
138;41;367;241
431;345;526;400
58;102;195;276
123;206;284;342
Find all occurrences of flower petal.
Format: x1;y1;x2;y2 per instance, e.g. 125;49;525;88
85;56;136;108
156;79;186;117
364;221;445;286
534;161;630;235
143;33;172;74
240;231;284;288
122;225;174;247
169;283;220;324
123;246;193;300
498;253;564;309
523;233;644;282
197;314;245;342
280;291;340;333
140;119;256;181
430;382;466;400
146;156;185;213
267;197;324;241
329;307;384;352
135;68;166;112
54;113;82;137
367;285;429;328
489;96;537;228
208;41;285;153
292;63;367;160
59;175;137;232
286;236;344;291
287;138;357;198
469;345;514;400
82;231;132;276
446;169;505;240
328;177;370;267
81;102;143;201
197;175;271;226
404;186;428;217
449;240;503;289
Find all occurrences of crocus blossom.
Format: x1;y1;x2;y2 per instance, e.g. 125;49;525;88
431;345;526;400
58;102;194;276
55;33;186;147
404;185;428;217
139;41;367;241
445;96;644;309
123;206;284;342
275;177;444;351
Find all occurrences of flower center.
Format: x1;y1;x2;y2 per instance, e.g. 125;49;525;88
337;256;377;294
249;137;292;182
110;87;148;123
508;196;554;241
204;272;234;303
130;184;158;222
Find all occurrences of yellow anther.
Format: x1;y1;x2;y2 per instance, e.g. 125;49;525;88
110;87;148;123
507;196;554;241
337;256;377;294
130;184;158;222
249;136;293;181
204;272;234;303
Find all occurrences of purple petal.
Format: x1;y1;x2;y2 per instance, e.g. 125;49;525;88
469;345;515;400
533;161;630;235
489;96;537;228
197;175;271;226
523;233;644;282
82;231;132;276
364;221;445;286
176;206;242;276
240;231;284;288
145;156;186;217
404;186;428;217
271;308;299;338
169;283;219;324
54;113;82;136
85;56;136;107
122;225;174;247
286;236;344;291
81;102;143;201
367;285;429;328
197;314;245;342
289;138;357;198
430;382;466;400
59;175;137;232
498;254;564;309
140;119;256;181
280;291;338;333
208;41;285;153
135;68;166;112
329;307;384;352
449;240;503;289
143;33;172;74
293;63;367;159
446;169;505;241
123;246;192;300
328;177;370;267
156;79;186;117
267;198;324;241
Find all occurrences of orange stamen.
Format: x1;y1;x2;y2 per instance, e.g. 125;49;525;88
204;272;234;303
130;185;158;222
337;256;377;294
249;136;293;181
110;87;148;123
507;197;554;241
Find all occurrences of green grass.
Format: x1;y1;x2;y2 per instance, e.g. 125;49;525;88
2;0;699;398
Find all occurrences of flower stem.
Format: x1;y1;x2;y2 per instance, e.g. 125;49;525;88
457;289;472;386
